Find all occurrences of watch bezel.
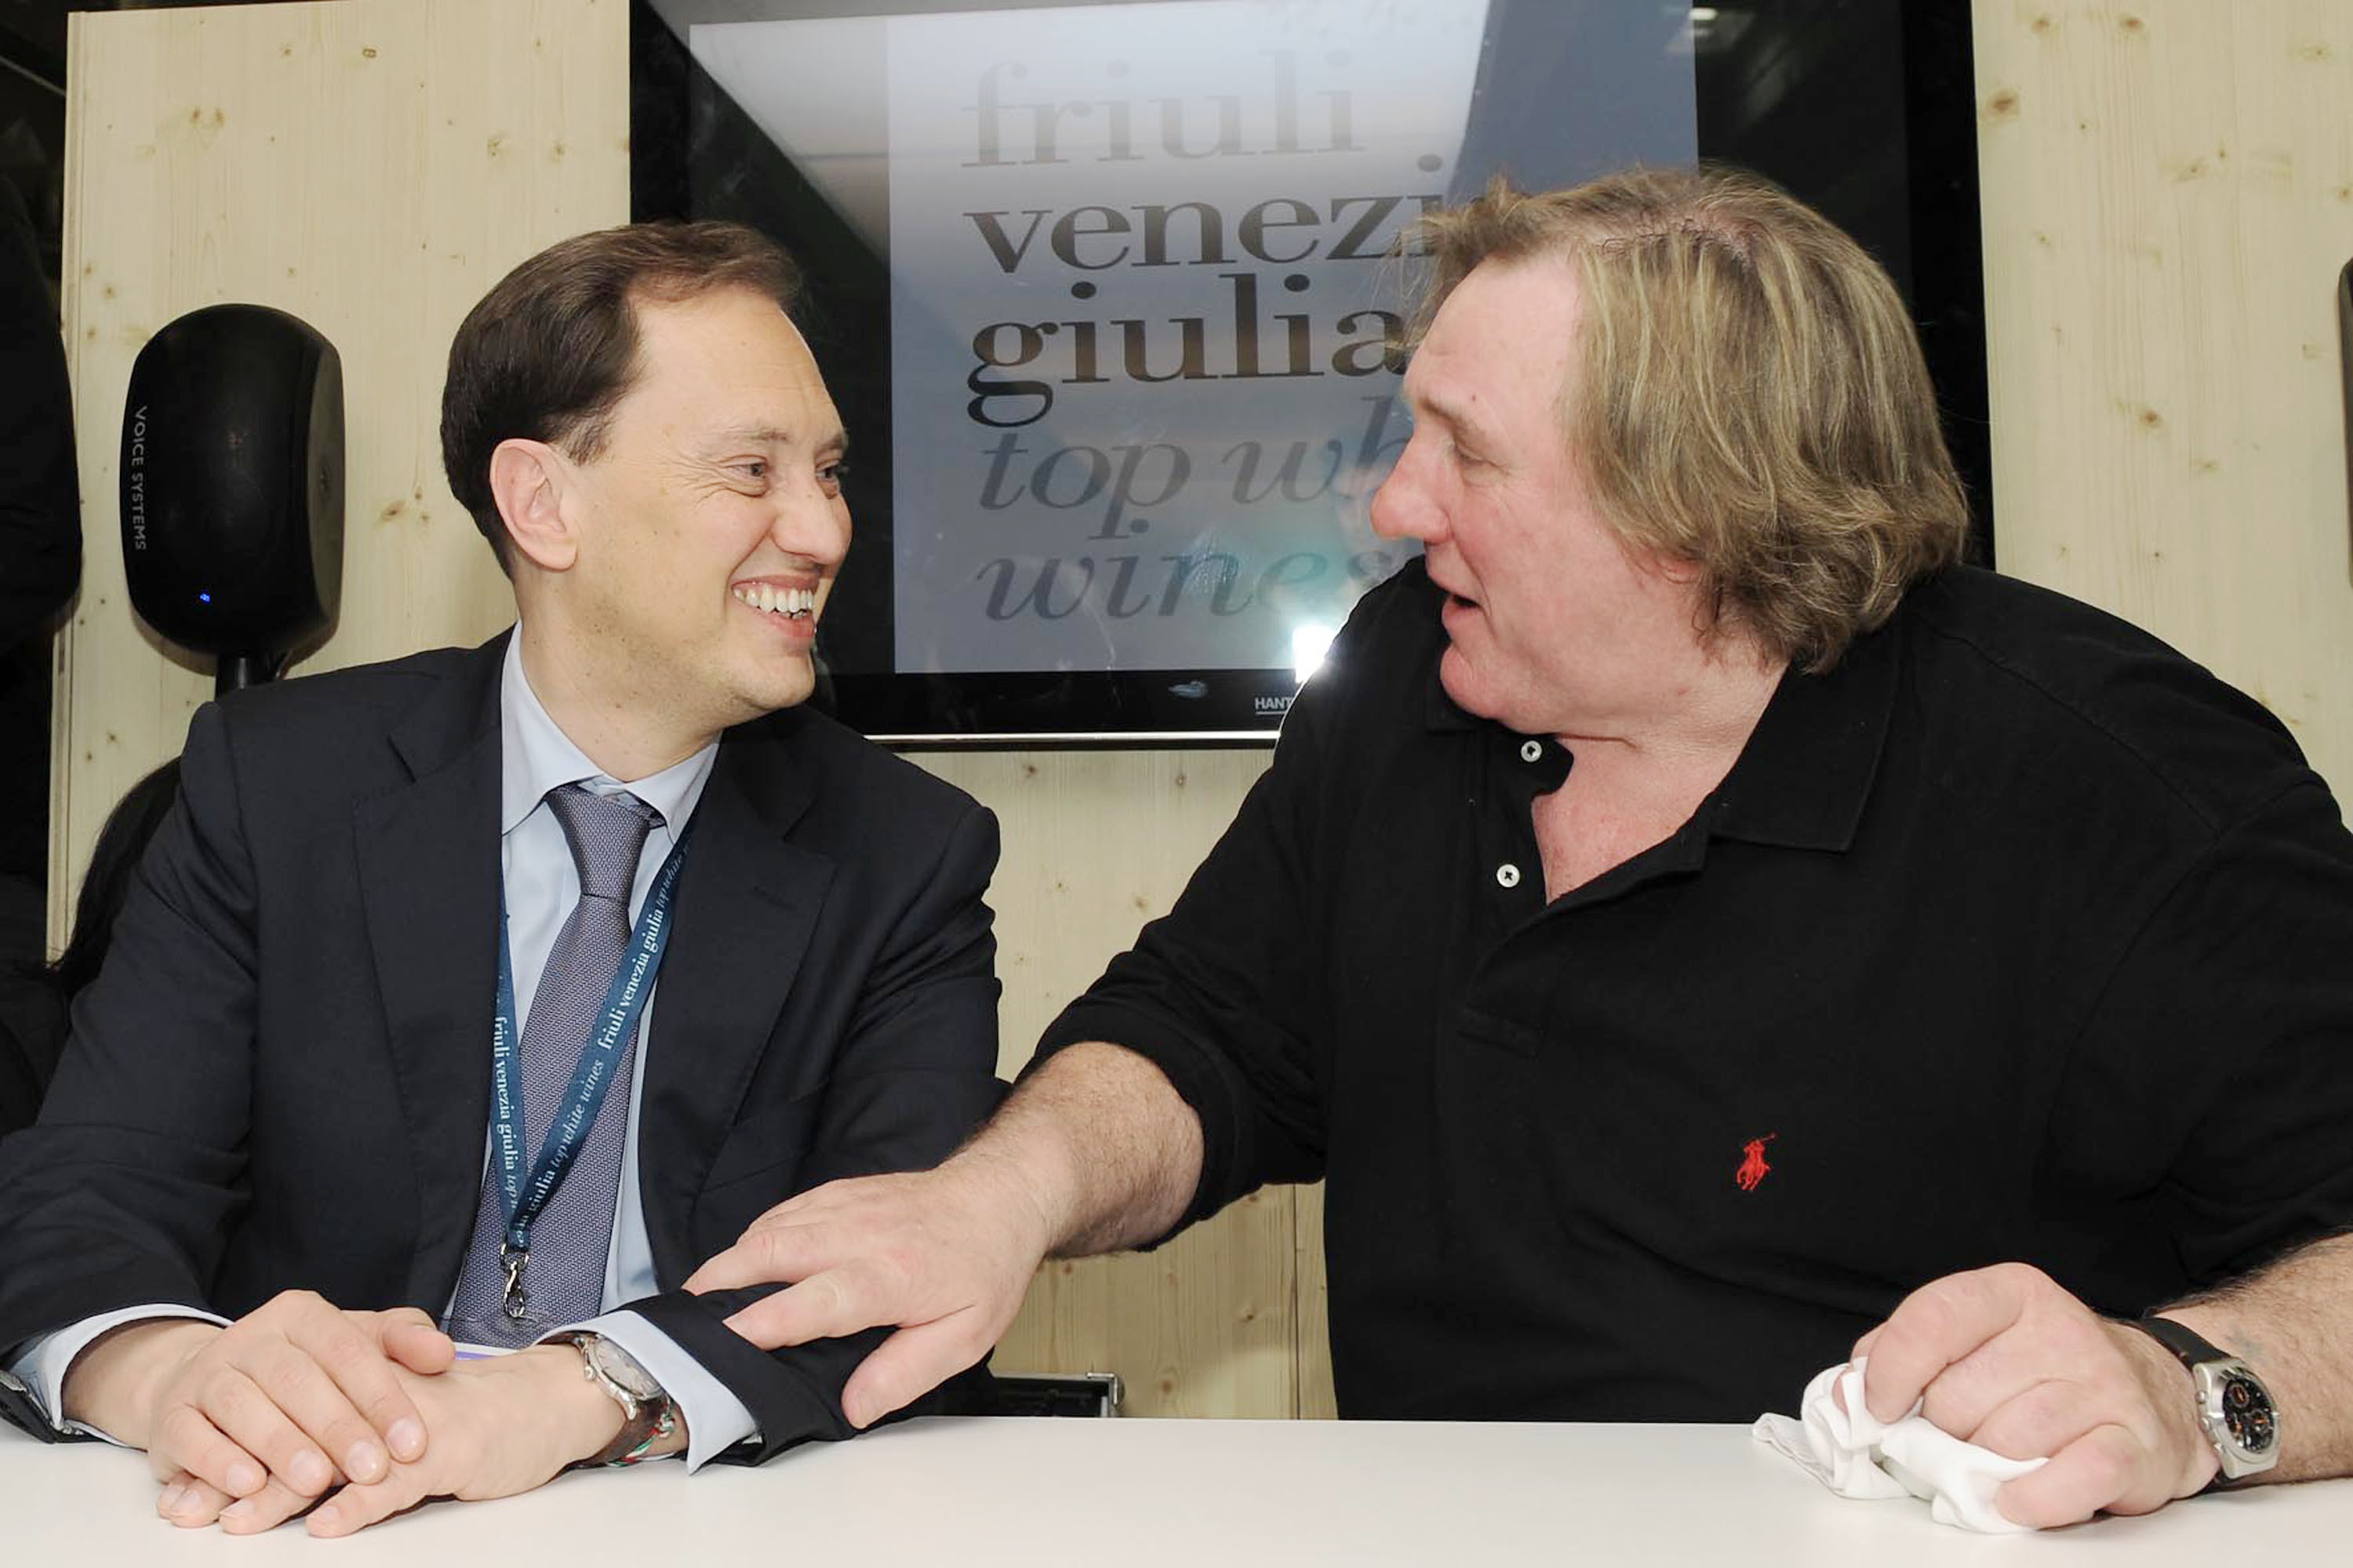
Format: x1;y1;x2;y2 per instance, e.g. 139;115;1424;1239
2188;1357;2280;1479
578;1333;665;1406
555;1332;679;1468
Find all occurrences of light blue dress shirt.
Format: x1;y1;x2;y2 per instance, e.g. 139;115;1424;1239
8;633;759;1468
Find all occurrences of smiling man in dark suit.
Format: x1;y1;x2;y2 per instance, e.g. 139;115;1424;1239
0;222;1002;1536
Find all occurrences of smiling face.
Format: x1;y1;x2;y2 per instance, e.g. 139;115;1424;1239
1369;257;1711;740
531;285;851;749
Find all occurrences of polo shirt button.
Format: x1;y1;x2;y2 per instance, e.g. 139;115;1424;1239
1495;863;1522;889
1519;740;1543;763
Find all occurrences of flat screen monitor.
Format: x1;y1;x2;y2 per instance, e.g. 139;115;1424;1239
632;0;1989;744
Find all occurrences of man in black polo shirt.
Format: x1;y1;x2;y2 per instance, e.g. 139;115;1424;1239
691;167;2353;1528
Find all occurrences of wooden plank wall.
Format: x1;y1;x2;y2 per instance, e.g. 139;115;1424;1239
1973;0;2353;793
56;0;1306;1420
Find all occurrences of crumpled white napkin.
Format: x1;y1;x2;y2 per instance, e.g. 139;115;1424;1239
1752;1359;2047;1533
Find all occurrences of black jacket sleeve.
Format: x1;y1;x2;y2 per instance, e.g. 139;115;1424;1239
0;702;256;1359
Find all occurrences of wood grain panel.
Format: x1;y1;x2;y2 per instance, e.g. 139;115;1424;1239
53;0;627;937
1294;1180;1336;1418
1973;0;2353;793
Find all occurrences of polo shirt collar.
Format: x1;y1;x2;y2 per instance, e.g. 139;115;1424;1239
1418;604;1904;854
1704;610;1902;852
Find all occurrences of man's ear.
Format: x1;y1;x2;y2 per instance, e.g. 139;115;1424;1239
488;438;580;573
1651;550;1704;586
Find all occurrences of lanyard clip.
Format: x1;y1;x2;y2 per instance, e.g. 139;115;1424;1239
500;1246;529;1321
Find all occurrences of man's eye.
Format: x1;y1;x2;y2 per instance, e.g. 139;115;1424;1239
819;461;849;489
735;461;769;481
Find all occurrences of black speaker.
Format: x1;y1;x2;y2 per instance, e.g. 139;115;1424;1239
121;303;344;693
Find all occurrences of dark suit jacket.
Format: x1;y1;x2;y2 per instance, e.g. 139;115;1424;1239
0;637;1005;1460
0;988;62;1137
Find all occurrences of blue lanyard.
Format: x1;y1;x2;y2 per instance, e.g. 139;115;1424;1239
490;823;692;1319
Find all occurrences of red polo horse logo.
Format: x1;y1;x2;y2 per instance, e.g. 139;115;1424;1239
1736;1134;1777;1191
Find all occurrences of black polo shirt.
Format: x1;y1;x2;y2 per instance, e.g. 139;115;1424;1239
1038;558;2353;1421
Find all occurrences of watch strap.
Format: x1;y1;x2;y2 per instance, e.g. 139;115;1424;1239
2122;1314;2264;1492
558;1333;678;1467
2128;1312;2229;1370
584;1394;678;1468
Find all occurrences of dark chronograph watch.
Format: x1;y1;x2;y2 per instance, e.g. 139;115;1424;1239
2125;1314;2280;1488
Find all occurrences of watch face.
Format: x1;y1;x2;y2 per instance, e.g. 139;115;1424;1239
587;1337;664;1402
2220;1372;2278;1457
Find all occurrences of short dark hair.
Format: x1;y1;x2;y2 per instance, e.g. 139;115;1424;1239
438;221;801;573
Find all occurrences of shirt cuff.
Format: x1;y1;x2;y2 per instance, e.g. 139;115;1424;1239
557;1309;759;1470
6;1304;228;1442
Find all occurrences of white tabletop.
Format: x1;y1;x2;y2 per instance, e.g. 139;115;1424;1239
4;1416;2345;1564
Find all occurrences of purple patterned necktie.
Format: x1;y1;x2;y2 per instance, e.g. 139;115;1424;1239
448;784;658;1345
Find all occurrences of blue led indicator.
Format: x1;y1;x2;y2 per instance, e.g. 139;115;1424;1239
198;591;211;604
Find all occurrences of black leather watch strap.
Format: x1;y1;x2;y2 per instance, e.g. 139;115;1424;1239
2122;1314;2258;1493
2129;1312;2229;1370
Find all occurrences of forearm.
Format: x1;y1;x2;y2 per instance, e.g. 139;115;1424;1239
958;1042;1204;1260
2163;1234;2353;1483
300;1344;649;1536
687;1042;1206;1425
511;1344;635;1464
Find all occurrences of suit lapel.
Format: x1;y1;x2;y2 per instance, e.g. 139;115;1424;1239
637;715;830;1287
352;639;504;1308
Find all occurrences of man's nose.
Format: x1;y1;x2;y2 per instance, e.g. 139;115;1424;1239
774;482;851;566
1369;441;1441;544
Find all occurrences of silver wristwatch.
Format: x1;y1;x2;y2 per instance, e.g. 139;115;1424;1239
556;1332;677;1466
2125;1315;2279;1487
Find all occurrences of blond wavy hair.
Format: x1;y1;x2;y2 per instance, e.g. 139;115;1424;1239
1412;167;1970;671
